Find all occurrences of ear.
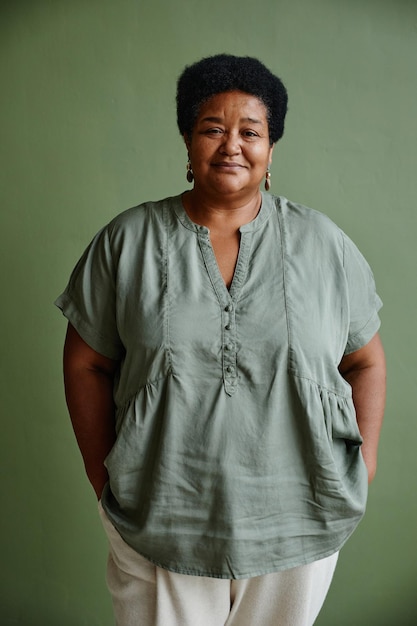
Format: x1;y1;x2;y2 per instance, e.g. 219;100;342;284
268;144;275;164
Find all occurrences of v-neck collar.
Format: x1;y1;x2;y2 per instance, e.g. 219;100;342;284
172;192;274;302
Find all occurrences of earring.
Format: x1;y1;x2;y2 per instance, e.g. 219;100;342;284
264;168;271;191
186;160;194;183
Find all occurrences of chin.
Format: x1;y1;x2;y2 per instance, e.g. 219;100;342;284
208;178;250;195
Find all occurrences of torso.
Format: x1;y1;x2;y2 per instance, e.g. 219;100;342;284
64;192;376;578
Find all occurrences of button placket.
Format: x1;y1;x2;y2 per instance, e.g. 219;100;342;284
195;228;241;396
223;303;237;395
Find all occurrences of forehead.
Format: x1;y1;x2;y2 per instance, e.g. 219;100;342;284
197;90;268;123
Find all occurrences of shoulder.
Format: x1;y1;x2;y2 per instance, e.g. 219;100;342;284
271;196;379;292
92;194;181;254
78;195;180;264
107;194;180;233
270;195;345;253
275;196;342;234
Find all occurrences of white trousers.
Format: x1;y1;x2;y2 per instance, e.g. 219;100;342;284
99;502;338;626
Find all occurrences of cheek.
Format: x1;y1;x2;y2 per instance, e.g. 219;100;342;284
252;148;271;168
190;141;214;162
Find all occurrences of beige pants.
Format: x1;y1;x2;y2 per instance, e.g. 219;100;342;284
99;502;338;626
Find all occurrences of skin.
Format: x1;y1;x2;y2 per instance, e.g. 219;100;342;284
63;323;118;499
338;333;386;483
184;90;273;209
62;90;386;499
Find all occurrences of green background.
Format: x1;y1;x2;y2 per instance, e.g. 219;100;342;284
1;0;416;624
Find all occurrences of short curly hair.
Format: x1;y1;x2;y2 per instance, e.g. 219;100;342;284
176;54;288;144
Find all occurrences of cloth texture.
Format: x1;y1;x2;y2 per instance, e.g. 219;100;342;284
99;501;338;626
55;193;382;578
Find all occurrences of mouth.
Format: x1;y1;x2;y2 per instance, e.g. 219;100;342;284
211;162;245;169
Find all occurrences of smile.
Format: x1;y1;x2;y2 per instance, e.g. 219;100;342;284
212;162;245;169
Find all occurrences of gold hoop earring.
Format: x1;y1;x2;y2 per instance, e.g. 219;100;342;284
264;169;271;191
186;160;194;183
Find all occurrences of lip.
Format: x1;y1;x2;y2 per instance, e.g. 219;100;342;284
211;162;245;168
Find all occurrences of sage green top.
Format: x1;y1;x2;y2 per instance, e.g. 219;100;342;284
55;193;382;579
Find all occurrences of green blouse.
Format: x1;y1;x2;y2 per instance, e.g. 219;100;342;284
55;193;382;579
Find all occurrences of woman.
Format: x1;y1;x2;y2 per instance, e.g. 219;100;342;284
56;54;386;625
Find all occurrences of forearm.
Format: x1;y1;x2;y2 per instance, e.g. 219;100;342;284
340;334;386;483
63;324;118;499
344;365;385;483
65;368;116;498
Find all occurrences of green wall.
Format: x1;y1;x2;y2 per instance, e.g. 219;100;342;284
1;1;416;624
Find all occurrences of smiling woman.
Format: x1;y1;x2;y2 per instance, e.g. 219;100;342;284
55;53;385;626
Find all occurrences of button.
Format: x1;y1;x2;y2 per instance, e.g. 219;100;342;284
225;304;233;313
226;365;234;374
225;343;233;351
225;324;231;331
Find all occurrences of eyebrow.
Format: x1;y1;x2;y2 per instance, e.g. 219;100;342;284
200;116;264;125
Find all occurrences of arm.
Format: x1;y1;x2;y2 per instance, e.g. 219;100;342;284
63;323;119;499
339;332;386;484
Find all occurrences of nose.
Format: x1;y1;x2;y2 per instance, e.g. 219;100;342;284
219;131;241;155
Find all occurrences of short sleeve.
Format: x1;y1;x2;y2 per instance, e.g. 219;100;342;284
54;225;124;360
343;233;383;355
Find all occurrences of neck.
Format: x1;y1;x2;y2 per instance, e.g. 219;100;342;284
182;188;262;231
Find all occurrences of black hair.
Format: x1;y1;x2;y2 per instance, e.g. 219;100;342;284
176;54;288;144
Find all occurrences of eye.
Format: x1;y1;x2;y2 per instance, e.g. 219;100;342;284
205;128;223;135
242;130;259;138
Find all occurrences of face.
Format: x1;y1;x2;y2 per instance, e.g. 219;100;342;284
185;91;274;200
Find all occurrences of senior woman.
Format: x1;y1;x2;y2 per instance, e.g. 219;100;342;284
56;54;386;626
